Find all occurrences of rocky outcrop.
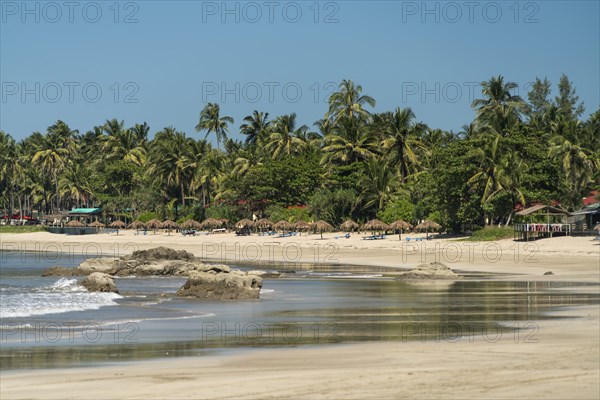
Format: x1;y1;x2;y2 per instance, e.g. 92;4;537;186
41;247;230;278
41;247;263;300
80;272;119;293
177;271;263;300
396;262;462;280
42;267;81;277
122;247;195;263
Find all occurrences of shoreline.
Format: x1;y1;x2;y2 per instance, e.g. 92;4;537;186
1;232;599;399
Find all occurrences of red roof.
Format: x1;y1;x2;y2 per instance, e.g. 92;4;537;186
583;191;599;206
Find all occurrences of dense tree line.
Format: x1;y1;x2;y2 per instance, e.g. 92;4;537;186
0;75;598;231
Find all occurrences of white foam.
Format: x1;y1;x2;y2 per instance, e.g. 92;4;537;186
1;278;122;319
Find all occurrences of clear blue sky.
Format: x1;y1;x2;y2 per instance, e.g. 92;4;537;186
1;0;598;142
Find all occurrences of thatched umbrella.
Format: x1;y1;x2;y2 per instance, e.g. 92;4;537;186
146;219;162;233
160;219;178;235
294;220;310;231
340;219;359;232
66;220;85;227
312;220;333;239
219;218;230;228
594;223;600;231
389;220;413;240
235;219;253;229
128;220;146;232
362;219;390;233
414;220;442;239
254;218;273;233
109;220;126;234
89;221;106;229
274;220;293;232
109;220;126;229
180;219;201;230
200;218;223;230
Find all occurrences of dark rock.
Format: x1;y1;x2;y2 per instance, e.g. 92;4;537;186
544;271;554;275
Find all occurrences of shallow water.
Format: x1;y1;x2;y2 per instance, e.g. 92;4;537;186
1;252;598;370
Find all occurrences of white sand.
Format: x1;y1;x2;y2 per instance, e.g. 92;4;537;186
1;231;599;399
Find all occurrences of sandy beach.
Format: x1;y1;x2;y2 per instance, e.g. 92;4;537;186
1;231;599;399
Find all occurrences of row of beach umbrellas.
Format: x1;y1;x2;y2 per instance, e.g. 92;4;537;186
65;217;442;238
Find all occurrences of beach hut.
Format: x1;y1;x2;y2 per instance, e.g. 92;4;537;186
414;220;441;239
160;219;179;235
146;219;162;233
514;205;571;240
389;220;413;240
312;220;333;239
340;220;359;232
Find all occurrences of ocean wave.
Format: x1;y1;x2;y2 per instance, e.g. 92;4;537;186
0;278;123;319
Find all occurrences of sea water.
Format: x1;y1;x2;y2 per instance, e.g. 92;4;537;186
1;251;599;369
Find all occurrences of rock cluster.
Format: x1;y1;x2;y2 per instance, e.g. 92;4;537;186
396;262;462;280
42;246;263;299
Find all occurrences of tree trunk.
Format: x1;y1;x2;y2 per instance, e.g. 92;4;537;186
181;183;186;207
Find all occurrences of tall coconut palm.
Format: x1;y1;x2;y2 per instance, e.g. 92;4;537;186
58;163;94;208
0;131;22;217
102;127;146;166
472;75;524;134
149;128;192;207
240;111;270;145
195;103;233;150
380;107;428;182
31;121;78;211
266;113;308;158
327;79;376;125
321;119;378;165
358;158;402;212
548;121;598;208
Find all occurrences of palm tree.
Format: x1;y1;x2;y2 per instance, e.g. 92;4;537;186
31;121;78;211
0;131;22;218
59;163;93;208
102;127;146;166
195;103;233;150
149;128;192;207
358;158;402;212
548;120;598;208
327;79;376;125
380;107;428;182
472;75;524;134
266;113;308;158
321;119;378;165
240;111;270;145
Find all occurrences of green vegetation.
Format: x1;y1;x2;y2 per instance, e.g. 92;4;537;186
461;226;515;242
0;75;598;231
0;225;47;234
